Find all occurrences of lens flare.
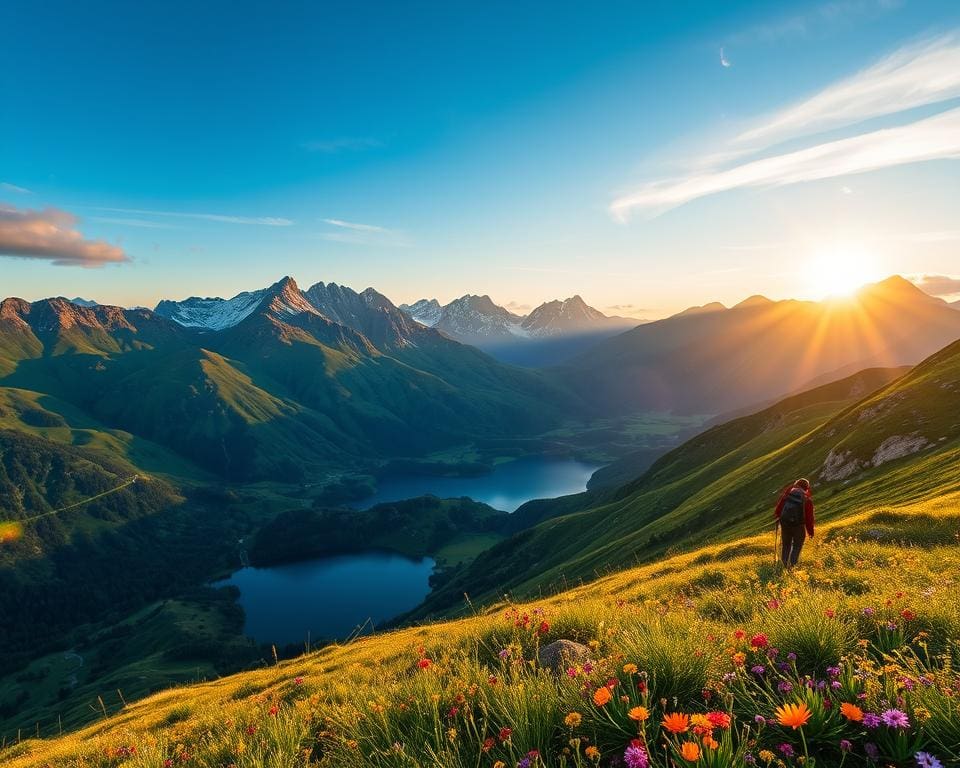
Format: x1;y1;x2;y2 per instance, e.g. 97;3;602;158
0;521;24;544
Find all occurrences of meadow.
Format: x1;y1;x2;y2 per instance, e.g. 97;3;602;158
4;487;957;768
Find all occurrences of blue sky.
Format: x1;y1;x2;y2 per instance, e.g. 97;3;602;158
2;0;959;316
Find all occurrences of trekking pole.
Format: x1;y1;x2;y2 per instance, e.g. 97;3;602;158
772;521;780;568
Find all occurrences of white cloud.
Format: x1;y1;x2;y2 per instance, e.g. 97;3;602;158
738;33;960;147
0;182;32;194
730;0;901;46
910;274;960;297
88;207;293;226
319;218;409;247
612;105;960;217
90;216;179;229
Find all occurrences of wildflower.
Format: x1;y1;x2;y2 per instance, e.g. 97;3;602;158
901;609;916;621
754;714;766;725
629;706;650;722
446;727;457;742
679;742;700;762
499;727;513;742
417;658;432;670
732;652;747;666
564;712;582;728
268;705;278;716
862;712;881;728
494;763;506;768
787;652;797;662
751;665;766;676
775;701;811;729
538;620;550;636
498;648;511;660
583;661;594;674
593;686;612;706
246;725;256;735
483;737;496;752
623;663;638;674
915;752;944;768
840;703;864;722
294;676;304;685
751;633;769;649
862;607;875;617
826;666;840;677
865;743;879;760
758;749;775;764
662;712;690;734
703;734;720;749
585;745;600;761
707;711;731;729
734;629;746;640
881;708;910;729
778;681;793;693
840;739;852;753
778;743;795;758
624;741;649;768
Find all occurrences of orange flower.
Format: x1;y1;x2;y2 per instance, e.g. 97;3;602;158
628;706;649;722
593;686;612;707
662;712;691;734
775;701;812;729
702;734;719;750
732;651;746;667
623;663;638;674
680;741;701;761
840;702;864;722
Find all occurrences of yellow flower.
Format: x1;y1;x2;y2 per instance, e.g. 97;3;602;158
593;686;612;707
446;727;457;742
690;713;710;729
680;741;701;761
564;712;583;728
628;705;649;722
585;745;601;761
623;663;638;674
493;762;506;768
775;701;811;729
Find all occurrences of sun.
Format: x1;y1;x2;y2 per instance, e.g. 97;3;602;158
805;243;879;299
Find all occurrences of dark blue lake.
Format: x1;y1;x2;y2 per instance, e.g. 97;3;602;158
215;553;436;646
220;455;600;645
358;455;601;512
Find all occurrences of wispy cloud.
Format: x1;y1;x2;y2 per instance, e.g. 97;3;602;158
302;137;383;154
505;300;532;312
613;33;960;218
0;204;129;267
737;33;960;147
87;206;293;226
910;274;960;297
90;216;179;229
0;182;32;194
319;217;409;247
321;218;388;233
613;104;960;217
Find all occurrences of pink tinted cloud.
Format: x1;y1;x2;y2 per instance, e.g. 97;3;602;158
0;205;129;267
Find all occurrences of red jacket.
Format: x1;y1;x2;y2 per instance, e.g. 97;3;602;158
775;485;815;537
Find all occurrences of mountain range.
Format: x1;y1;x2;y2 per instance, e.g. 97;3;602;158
560;276;960;415
400;294;638;365
0;278;574;481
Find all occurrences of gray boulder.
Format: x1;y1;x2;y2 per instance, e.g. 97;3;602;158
537;639;592;674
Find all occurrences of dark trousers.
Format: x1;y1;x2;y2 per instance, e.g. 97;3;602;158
780;522;806;567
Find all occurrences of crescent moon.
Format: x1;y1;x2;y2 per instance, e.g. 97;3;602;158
720;47;731;68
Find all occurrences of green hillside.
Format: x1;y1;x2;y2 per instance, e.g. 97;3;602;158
421;342;960;612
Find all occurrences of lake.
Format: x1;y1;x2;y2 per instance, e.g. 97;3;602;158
358;454;601;512
221;455;600;646
215;553;436;646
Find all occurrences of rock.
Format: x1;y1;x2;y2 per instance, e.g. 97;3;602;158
871;434;930;467
537;639;592;674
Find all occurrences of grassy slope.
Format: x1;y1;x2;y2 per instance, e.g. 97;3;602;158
421;355;960;610
2;488;957;765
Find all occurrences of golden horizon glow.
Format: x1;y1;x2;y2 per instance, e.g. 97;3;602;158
804;243;881;299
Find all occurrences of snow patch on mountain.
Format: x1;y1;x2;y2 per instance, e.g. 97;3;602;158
400;299;443;327
154;289;267;330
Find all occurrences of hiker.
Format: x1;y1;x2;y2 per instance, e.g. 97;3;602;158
774;478;815;568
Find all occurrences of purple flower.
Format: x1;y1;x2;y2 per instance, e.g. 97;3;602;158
754;714;766;725
915;752;944;768
751;665;766;676
831;680;842;689
865;743;879;760
767;648;780;659
840;739;852;753
881;708;910;729
787;652;797;662
778;743;795;758
862;607;875;617
777;681;793;693
583;662;594;674
885;621;898;631
624;744;649;768
518;759;531;768
722;672;736;683
777;662;791;672
862;712;882;728
826;666;840;677
744;756;756;765
498;648;511;659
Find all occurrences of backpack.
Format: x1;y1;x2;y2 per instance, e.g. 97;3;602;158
780;487;806;526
